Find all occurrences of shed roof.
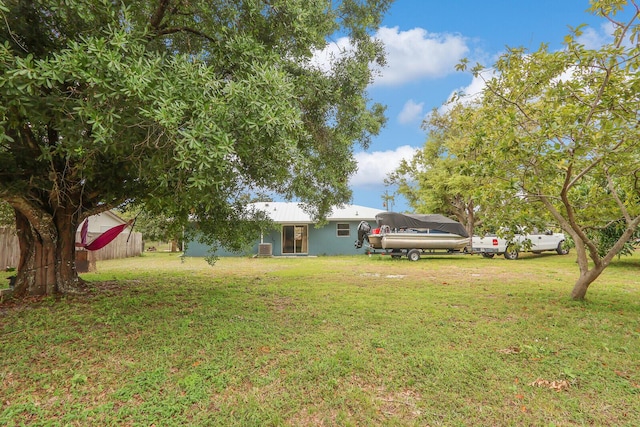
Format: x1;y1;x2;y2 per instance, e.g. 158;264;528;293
250;202;382;224
100;210;127;224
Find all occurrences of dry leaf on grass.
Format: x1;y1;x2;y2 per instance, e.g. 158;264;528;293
497;347;521;354
614;370;630;379
529;378;570;392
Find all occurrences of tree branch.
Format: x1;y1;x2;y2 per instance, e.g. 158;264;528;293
5;195;54;238
156;26;218;44
150;0;172;30
601;214;640;268
539;194;601;270
604;166;631;223
580;4;637;132
567;137;626;189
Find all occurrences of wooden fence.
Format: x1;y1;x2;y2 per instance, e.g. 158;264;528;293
0;227;143;269
0;227;19;269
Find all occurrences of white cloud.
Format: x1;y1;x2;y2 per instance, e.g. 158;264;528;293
398;99;424;124
576;22;615;49
350;145;419;187
439;69;494;114
435;20;621;115
309;36;353;73
310;26;469;87
373;27;469;86
458;72;490;99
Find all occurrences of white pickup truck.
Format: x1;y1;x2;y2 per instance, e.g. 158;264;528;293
472;230;569;260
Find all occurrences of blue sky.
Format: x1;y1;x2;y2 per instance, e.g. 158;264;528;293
340;0;621;212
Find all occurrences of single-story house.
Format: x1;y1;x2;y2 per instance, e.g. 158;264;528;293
185;202;383;257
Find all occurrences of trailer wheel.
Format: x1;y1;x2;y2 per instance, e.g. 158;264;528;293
481;253;495;259
407;249;421;261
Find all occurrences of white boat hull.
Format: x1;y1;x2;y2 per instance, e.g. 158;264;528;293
368;232;469;250
367;234;382;248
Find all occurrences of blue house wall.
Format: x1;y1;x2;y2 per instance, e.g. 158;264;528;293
184;220;369;257
307;221;359;256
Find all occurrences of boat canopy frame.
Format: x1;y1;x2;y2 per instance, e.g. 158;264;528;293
374;212;468;238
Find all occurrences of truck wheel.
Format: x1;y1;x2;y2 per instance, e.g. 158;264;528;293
556;241;570;255
504;245;519;260
407;249;421;261
481;253;495;259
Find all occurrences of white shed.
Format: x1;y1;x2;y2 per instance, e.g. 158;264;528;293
79;211;127;233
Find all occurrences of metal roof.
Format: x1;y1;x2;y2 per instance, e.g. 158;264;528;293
250;202;383;224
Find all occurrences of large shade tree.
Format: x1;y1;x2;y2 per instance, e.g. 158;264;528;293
387;104;487;239
463;0;640;300
0;0;391;296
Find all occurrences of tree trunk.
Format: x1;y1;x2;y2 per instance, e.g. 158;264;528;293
570;254;606;301
571;276;587;300
12;209;86;297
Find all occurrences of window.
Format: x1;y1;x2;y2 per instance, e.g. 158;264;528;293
337;223;350;237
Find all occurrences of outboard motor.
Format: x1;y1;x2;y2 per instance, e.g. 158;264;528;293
355;221;371;249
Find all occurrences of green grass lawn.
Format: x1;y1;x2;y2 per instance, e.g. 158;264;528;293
1;252;639;426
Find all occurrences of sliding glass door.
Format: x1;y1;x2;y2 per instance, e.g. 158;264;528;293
282;225;308;254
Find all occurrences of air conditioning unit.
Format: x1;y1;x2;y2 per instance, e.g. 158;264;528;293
258;243;273;257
